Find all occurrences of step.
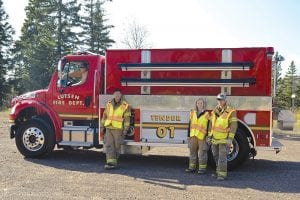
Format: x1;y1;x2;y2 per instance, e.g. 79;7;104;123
62;126;91;131
58;141;93;147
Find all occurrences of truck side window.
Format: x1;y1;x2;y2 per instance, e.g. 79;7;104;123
57;61;89;87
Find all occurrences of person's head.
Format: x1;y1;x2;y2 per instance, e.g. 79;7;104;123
195;98;206;111
216;93;227;108
80;62;88;72
113;88;122;102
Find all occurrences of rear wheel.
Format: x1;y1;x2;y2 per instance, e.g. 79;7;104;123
15;118;55;158
208;128;250;170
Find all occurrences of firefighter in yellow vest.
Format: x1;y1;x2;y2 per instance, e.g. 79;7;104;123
101;89;131;169
185;98;210;174
207;93;237;180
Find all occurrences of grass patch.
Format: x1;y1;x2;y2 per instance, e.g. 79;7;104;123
0;110;10;120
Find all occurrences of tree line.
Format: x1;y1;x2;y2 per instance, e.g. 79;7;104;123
273;52;300;110
0;0;114;108
0;0;299;110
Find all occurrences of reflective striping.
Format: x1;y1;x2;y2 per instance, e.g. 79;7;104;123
141;123;189;129
249;126;270;131
58;114;97;119
135;124;270;131
8;119;15;123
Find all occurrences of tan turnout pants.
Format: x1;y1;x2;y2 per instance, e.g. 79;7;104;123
188;136;208;170
104;129;124;164
211;143;228;177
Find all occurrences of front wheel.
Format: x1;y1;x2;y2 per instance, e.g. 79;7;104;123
15;118;55;158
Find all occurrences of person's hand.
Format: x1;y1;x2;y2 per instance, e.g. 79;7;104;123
206;136;212;145
226;139;232;148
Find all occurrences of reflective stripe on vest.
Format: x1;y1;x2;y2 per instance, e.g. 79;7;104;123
189;110;209;140
104;101;128;129
211;108;235;140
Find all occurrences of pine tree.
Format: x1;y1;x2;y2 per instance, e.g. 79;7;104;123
0;0;14;108
272;52;284;107
55;0;81;57
14;0;57;91
11;0;81;92
277;61;297;109
80;0;114;54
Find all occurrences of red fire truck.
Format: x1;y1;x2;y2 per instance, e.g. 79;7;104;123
8;47;283;169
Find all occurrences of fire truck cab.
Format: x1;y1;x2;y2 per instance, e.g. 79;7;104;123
9;47;283;169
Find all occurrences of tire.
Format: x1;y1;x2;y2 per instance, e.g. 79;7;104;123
208;128;250;170
15;118;55;158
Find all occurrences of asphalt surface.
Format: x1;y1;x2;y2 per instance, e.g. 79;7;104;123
0;115;300;200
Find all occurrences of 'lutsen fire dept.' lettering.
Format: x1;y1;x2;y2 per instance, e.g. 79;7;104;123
53;94;83;106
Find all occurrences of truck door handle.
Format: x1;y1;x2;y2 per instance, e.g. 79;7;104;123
85;96;91;107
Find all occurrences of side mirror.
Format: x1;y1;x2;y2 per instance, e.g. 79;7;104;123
57;79;67;88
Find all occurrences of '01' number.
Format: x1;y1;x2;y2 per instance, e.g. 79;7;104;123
156;126;175;138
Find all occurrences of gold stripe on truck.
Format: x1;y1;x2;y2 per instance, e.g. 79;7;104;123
58;114;98;119
249;126;270;131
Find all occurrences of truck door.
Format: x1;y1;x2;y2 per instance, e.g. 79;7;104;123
52;59;97;122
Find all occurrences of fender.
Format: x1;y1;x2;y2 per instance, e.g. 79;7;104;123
237;119;256;147
10;100;62;142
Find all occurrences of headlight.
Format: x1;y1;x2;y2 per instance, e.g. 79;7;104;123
20;92;36;99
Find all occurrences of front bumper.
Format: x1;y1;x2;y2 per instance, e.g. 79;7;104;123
9;124;16;139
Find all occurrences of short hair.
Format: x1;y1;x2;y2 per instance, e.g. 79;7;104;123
81;62;89;69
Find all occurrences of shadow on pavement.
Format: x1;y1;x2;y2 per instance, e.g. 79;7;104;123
25;149;300;193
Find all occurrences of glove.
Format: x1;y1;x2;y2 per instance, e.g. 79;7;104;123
206;136;212;145
226;139;232;148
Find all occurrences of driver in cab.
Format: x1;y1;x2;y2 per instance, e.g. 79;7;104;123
68;62;89;86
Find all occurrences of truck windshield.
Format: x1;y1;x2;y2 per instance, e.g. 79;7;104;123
57;60;89;87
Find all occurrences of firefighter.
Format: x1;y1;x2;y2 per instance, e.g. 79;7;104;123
207;93;237;180
71;62;89;86
185;98;210;174
100;89;131;169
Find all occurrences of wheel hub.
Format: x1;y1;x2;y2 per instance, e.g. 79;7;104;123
227;138;239;162
23;127;45;151
29;135;37;143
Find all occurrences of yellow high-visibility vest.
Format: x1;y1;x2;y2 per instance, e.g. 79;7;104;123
189;110;210;140
104;101;129;129
211;107;235;140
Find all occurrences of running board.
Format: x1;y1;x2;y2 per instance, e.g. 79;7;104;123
121;78;256;87
118;62;254;71
58;141;93;147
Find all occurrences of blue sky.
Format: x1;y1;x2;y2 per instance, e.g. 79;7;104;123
3;0;300;75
